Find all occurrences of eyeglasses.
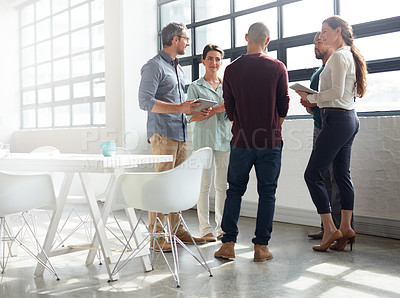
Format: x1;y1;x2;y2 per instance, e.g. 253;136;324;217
177;35;190;42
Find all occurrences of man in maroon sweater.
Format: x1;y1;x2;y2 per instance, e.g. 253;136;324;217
214;22;290;262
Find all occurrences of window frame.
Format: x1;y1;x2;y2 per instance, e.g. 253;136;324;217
19;0;105;129
157;0;400;116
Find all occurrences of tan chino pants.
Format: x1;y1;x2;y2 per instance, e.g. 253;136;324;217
148;133;187;235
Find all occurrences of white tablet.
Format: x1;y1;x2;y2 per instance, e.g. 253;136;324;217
290;83;317;94
193;98;218;112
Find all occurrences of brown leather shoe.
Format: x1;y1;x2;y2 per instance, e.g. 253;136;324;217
151;237;172;252
176;230;206;244
202;233;217;242
214;241;235;259
308;230;324;239
330;229;356;251
254;244;273;262
313;230;342;252
217;232;225;240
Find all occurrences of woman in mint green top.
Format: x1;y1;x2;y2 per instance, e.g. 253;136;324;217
187;44;232;241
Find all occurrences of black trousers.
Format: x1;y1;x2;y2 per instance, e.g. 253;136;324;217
305;108;360;214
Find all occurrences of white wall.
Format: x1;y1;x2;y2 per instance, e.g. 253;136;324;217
122;0;157;154
352;116;400;219
0;2;19;147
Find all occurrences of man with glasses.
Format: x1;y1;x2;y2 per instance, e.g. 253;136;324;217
139;22;208;252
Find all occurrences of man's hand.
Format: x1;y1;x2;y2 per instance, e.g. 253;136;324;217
151;99;211;116
151;99;201;114
180;99;202;115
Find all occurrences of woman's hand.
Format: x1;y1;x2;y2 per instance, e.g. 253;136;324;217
297;90;317;108
189;108;211;122
213;104;225;113
300;98;317;108
189;103;226;122
295;90;309;101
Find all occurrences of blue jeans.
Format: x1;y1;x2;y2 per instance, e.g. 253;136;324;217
305;108;359;214
221;143;282;245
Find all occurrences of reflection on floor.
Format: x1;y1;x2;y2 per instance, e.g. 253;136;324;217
1;209;399;297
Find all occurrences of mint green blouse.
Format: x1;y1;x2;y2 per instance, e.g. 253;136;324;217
186;77;232;152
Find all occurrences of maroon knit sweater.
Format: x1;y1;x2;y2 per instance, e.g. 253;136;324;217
223;53;290;149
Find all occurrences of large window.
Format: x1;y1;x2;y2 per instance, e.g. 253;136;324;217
19;0;105;129
158;0;400;116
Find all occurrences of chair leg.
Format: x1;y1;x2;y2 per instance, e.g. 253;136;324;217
145;214;181;285
0;217;11;275
123;208;152;272
176;214;213;277
110;212;152;279
4;214;23;257
148;215;170;268
165;216;181;287
110;211;212;287
53;208;90;249
17;213;60;280
2;217;17;258
151;213;212;287
1;215;58;278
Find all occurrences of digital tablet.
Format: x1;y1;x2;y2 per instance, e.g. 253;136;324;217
193;98;218;112
289;83;317;94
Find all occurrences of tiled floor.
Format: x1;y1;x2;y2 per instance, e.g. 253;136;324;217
1;209;400;297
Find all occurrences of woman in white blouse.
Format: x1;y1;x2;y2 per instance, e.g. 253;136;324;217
297;16;367;252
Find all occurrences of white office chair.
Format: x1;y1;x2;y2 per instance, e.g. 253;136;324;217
110;147;213;287
0;172;59;279
30;146;60;155
0;146;61;258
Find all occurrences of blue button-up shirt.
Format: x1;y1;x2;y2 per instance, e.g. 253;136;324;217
138;51;187;142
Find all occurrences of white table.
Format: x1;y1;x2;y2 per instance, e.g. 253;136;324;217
0;153;173;281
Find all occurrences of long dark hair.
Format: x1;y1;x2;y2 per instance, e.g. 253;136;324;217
323;16;368;98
